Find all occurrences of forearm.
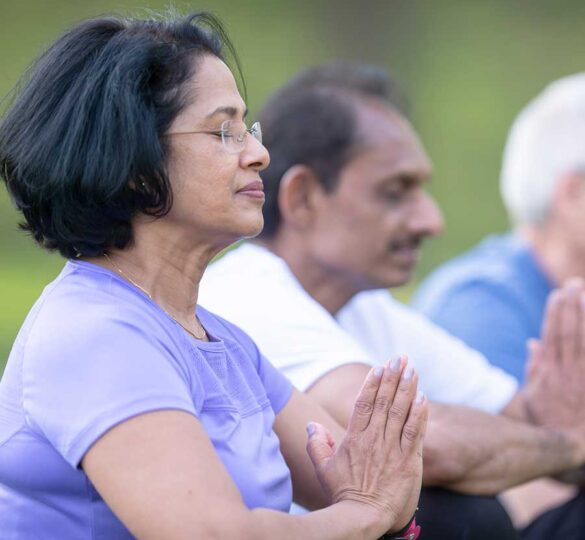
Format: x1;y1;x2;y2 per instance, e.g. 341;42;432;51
132;500;391;540
247;501;388;540
422;402;582;494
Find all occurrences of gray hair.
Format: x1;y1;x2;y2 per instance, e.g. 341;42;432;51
500;73;585;226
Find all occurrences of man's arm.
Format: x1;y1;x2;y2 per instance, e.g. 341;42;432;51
308;362;585;495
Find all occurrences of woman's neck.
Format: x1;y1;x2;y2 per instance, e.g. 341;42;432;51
88;219;225;329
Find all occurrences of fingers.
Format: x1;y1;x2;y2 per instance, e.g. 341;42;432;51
401;391;428;456
580;292;585;364
306;422;336;470
347;356;420;447
525;339;542;381
346;366;385;434
541;289;562;365
384;363;418;442
559;279;583;370
366;356;406;434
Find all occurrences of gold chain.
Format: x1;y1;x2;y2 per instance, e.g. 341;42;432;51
103;253;207;341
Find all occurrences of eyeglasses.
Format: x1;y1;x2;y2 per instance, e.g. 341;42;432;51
166;120;262;154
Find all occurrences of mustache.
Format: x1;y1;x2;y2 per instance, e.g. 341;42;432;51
388;234;427;251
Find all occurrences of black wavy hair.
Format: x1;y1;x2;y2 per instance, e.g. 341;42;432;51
257;62;406;238
0;11;240;258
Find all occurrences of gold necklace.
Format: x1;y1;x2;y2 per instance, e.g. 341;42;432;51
103;252;207;341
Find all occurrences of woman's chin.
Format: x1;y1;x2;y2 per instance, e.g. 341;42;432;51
237;214;264;239
217;216;264;246
241;221;264;240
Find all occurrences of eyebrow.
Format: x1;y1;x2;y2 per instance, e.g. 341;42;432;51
205;106;248;120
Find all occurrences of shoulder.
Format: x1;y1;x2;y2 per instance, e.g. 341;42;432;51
413;234;531;313
201;243;297;303
23;261;185;375
200;243;340;332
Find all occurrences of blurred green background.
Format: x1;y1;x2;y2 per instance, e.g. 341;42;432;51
2;0;585;374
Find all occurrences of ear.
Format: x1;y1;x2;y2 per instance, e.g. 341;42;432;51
551;172;585;220
277;165;326;231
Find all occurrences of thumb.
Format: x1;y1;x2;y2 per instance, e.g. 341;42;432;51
306;422;335;469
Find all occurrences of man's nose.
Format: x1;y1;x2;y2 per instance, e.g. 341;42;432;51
411;192;444;237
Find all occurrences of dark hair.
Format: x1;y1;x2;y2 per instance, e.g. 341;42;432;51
258;62;406;238
0;11;241;258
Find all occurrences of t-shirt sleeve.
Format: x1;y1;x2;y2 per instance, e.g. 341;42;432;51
249;305;373;393
415;281;530;384
256;352;293;414
339;290;518;413
23;311;197;468
199;247;375;392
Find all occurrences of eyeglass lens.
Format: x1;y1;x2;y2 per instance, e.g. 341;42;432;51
220;120;262;153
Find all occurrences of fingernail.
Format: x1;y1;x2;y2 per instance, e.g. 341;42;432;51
373;366;384;378
306;422;316;436
415;391;425;404
390;357;401;371
402;367;414;380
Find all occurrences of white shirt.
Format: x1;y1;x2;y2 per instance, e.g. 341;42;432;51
200;243;518;413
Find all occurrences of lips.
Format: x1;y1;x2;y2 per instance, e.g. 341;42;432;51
389;237;424;266
237;180;265;199
389;236;422;252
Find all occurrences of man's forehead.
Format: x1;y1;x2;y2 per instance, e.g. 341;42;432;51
354;99;416;144
349;101;433;178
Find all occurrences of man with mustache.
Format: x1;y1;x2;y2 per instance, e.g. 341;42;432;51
199;63;585;538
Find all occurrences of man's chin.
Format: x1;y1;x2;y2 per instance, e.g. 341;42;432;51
371;268;414;289
380;266;416;290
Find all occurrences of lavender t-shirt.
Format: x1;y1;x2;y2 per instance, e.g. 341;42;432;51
0;260;293;539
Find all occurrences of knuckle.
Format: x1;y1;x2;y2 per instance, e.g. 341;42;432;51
373;397;391;412
354;399;374;415
402;424;419;443
388;404;406;422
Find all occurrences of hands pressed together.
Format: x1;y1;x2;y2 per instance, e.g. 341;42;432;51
306;356;428;535
523;278;585;480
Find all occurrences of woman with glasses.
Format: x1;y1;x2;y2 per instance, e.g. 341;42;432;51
0;12;426;539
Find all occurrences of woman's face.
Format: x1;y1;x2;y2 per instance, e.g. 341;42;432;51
163;54;270;246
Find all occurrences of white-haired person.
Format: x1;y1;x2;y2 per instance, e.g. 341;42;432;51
414;73;585;527
415;73;585;384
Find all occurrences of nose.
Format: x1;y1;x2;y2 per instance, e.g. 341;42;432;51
410;191;444;237
240;134;270;172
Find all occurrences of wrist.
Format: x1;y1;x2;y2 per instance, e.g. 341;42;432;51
544;426;585;473
378;511;420;540
333;499;396;539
